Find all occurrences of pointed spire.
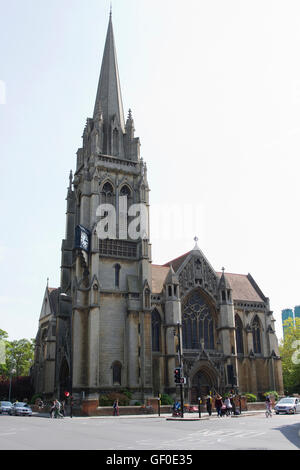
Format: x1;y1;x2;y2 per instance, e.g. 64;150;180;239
192;236;200;252
93;12;125;133
218;267;231;290
165;264;179;285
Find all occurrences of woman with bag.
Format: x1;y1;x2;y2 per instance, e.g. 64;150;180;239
215;394;223;418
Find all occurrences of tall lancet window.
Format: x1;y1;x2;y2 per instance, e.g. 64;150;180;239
114;264;121;288
119;185;132;239
235;314;244;354
101;181;114;205
152;310;161;352
252;315;262;354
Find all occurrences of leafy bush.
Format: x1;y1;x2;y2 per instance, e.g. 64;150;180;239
160;394;173;405
245;393;257;402
134;401;141;406
30;393;43;405
263;391;279;401
120;389;132;400
99;392;130;407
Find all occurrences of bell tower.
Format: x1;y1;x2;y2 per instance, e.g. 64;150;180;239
67;12;152;401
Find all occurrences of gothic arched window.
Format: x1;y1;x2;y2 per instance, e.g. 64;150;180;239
182;290;215;350
235;314;244;354
119;185;132;239
112;362;122;385
252;315;262;354
120;185;131;198
152;310;161;352
101;181;114;205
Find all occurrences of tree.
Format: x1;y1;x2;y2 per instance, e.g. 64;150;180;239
0;329;9;377
0;330;35;378
279;317;300;395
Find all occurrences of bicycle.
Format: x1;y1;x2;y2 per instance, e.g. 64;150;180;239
265;405;272;418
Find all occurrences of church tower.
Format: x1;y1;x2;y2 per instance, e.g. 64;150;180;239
59;12;152;402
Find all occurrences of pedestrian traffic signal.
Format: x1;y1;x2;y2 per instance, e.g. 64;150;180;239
64;391;70;397
174;367;181;384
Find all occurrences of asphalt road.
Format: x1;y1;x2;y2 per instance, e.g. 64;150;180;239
0;413;299;451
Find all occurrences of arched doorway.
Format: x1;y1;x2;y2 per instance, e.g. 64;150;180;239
190;368;216;403
59;358;70;400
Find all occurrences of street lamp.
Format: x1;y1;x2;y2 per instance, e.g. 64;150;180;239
8;367;16;402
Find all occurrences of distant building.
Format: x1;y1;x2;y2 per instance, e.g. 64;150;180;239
294;306;300;322
282;306;300;337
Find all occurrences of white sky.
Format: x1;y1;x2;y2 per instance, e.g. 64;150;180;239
1;0;300;342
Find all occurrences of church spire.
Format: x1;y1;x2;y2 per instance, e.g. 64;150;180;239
93;12;125;133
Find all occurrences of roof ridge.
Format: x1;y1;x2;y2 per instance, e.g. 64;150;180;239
163;250;191;266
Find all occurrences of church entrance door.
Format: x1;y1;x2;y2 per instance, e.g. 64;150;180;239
191;369;215;404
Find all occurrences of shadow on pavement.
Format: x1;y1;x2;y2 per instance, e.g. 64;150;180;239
274;422;300;449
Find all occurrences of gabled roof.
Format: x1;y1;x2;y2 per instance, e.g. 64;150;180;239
216;272;265;302
39;286;60;321
163;251;191;272
153;246;267;302
151;265;170;294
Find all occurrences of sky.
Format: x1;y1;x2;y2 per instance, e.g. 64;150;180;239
1;0;300;342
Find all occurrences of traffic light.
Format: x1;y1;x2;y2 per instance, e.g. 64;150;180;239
64;391;70;398
174;367;181;384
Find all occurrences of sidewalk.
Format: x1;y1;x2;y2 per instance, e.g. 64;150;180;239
33;410;266;420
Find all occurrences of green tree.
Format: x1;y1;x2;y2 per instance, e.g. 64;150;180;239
0;329;9;377
0;331;35;378
279;317;300;394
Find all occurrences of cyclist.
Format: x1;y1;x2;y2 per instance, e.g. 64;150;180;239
265;395;272;418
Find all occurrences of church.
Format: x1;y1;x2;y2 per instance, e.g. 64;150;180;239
32;13;284;405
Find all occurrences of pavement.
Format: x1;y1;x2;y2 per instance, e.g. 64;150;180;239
33;409;266;420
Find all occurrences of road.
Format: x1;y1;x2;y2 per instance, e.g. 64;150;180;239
0;413;299;450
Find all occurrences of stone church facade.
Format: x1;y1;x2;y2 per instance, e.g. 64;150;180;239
32;14;284;404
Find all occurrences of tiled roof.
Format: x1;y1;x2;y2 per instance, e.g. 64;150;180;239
163;251;191;272
151;261;266;302
151;265;170;293
47;287;60;315
216;272;265;302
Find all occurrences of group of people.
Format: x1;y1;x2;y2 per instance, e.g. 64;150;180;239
50;399;65;418
212;393;237;417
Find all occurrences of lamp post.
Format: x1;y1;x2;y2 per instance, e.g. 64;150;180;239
8;367;16;402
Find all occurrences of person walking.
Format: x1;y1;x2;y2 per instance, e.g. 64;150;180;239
224;396;233;416
54;399;64;418
230;393;236;415
113;399;119;416
215;394;223;417
206;395;212;416
50;400;55;418
61;400;65;417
